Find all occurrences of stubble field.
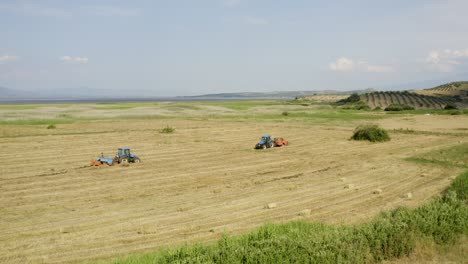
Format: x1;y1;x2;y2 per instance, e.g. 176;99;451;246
0;101;466;263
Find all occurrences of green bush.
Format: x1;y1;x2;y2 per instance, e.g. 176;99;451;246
341;101;370;110
351;124;390;142
444;103;458;110
384;104;415;111
445;171;468;201
336;93;361;105
281;111;289;116
450;110;462;115
46;124;56;129
159;125;175;134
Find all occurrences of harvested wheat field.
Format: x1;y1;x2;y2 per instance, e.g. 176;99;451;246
0;103;467;263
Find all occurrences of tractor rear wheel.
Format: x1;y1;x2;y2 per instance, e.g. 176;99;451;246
134;158;141;163
121;158;128;164
262;145;267;150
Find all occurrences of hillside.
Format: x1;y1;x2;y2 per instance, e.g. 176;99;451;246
413;81;468;97
186;88;375;99
360;91;459;110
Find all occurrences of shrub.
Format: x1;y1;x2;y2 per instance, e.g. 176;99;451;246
351;124;390;142
159;125;175;134
444;103;458;110
46;124;56;129
282;111;289;116
336;93;361;105
384;104;415;111
373;106;382;111
341;101;370;110
450;110;462;115
445;170;468;201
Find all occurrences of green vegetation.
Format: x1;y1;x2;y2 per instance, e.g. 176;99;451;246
444;103;458;110
391;128;468;137
0;101;390;127
199;100;285;111
95;102;160;110
340;101;371;110
165;104;200;110
0;118;76;126
0;104;71;110
159;125;175;134
335;93;371;110
450;110;463;115
384;109;468;115
46;124;56;129
351;124;390;142
431;81;468;90
385;104;415;111
109;171;468;264
406;143;468;168
336;93;361;105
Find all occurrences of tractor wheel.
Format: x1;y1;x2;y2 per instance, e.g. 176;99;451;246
262;145;267;150
134;158;141;163
121;158;128;164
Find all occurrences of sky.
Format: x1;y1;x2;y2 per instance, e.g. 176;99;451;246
1;0;468;96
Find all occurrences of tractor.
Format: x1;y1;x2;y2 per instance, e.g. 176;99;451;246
90;148;141;166
255;134;275;149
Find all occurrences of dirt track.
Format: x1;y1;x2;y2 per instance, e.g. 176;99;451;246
0;117;466;263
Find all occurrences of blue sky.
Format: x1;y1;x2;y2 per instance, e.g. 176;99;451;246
1;0;467;96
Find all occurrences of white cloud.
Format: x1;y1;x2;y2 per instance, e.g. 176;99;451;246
60;56;89;64
244;16;269;26
330;57;394;73
0;54;18;64
425;48;468;72
225;0;241;8
86;6;141;17
452;49;468;57
329;57;354;71
426;51;441;64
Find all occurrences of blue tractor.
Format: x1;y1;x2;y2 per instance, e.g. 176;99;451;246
91;148;140;166
255;134;275;149
113;148;141;164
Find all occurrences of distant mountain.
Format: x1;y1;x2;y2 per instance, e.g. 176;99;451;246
184;88;375;99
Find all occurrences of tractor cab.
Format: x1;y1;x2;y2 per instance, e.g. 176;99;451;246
117;148;131;158
114;148;140;164
255;134;275;149
259;135;271;144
